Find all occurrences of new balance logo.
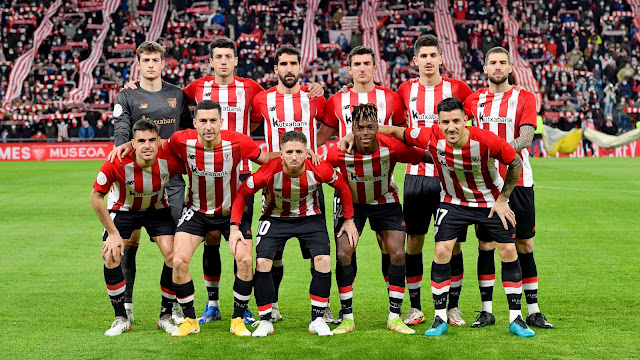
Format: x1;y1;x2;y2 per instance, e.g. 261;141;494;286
126;180;135;185
204;92;211;97
411;97;417;102
269;106;276;112
343;104;351;110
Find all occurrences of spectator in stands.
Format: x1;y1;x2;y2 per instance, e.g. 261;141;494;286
68;119;80;138
30;130;47;142
617;62;635;82
1;128;8;143
57;120;68;142
94;120;110;139
615;97;630;133
78;120;95;141
601;113;618;135
603;83;616;115
44;119;57;140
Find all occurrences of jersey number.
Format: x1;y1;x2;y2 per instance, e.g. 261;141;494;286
177;208;194;227
434;208;449;226
255;220;271;246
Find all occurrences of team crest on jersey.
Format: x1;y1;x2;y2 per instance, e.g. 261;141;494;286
471;156;481;165
161;174;169;182
378;102;385;111
236;89;244;97
139;103;148;109
301;103;309;112
167;98;177;109
508;99;517;109
223;153;232;163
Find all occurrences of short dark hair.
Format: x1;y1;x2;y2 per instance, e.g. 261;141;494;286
194;100;222;117
210;37;237;57
485;47;511;65
436;97;464;114
136;41;164;60
132;119;159;134
414;34;441;56
281;130;307;146
351;103;378;128
274;45;301;64
348;46;376;66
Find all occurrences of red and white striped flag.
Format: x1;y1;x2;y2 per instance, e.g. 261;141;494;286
129;0;169;81
499;0;542;112
3;0;62;106
361;0;389;88
66;0;121;105
434;0;464;80
301;0;321;73
627;0;640;44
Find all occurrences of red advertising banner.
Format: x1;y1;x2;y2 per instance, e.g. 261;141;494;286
0;142;114;161
0;140;338;162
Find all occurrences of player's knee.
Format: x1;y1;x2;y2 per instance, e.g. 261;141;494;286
104;254;120;269
496;243;518;262
336;247;352;266
406;234;425;253
452;242;462;255
204;231;221;245
172;252;190;273
433;242;453;263
313;255;330;272
236;252;253;271
478;239;496;251
389;248;405;265
515;238;534;253
256;258;273;272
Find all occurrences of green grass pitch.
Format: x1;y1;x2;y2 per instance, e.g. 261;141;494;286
0;157;638;359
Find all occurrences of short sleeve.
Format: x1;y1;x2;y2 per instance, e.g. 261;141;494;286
93;161;115;193
390;91;407;126
403;126;433;149
456;81;473;103
237;133;262;161
519;91;537;129
314;95;327;122
183;80;197;103
482;129;517;165
322;96;339;128
250;93;265;124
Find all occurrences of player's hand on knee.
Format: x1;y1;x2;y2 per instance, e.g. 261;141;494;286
103;233;125;259
489;201;516;230
337;133;355;154
306;82;325;98
338;219;359;247
229;225;245;256
107;143;133;162
123;80;139;90
305;149;321;166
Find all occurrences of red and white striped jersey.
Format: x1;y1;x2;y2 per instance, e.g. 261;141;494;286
231;158;354;221
93;148;185;211
404;125;516;208
325;135;424;205
464;88;536;187
397;77;473;177
183;76;264;174
166;129;261;216
323;86;406;138
250;86;326;152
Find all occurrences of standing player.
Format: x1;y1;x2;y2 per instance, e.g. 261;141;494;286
92;119;185;336
181;38;324;323
230;131;358;337
395;34;473;326
325;104;426;335
464;47;553;329
112;41;192;323
250;45;327;321
374;97;535;337
316;45;407;321
165;100;273;337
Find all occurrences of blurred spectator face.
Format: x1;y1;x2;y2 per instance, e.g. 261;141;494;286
137;51;164;81
209;47;238;78
348;54;377;86
275;53;301;89
413;46;442;77
484;52;512;85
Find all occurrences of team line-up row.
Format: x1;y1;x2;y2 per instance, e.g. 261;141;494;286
92;35;552;338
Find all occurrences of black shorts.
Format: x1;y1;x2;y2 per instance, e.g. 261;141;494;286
334;200;406;234
434;202;515;244
175;208;251;241
476;187;535;241
255;215;331;260
403;175;441;235
166;177;186;224
103;208;176;241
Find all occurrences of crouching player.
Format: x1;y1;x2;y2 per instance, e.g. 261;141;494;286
230;130;358;337
91;119;185;336
325;103;428;334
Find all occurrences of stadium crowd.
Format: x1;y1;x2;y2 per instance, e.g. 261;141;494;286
1;0;640;142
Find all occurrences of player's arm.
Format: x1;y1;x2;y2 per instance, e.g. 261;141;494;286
306;82;325;98
178;93;194;130
90;188;125;258
378;125;407;141
510;125;535;151
229;172;264;255
489;154;522;230
317;124;337;147
317;96;338;146
112;93;133;146
249;97;264;133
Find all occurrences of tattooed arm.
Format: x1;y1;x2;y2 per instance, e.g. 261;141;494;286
489;154;523;230
510;125;535;151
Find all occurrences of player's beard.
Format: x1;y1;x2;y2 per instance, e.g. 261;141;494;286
488;73;509;86
279;73;299;88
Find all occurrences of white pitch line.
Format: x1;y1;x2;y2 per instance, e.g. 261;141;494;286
536;186;640;194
